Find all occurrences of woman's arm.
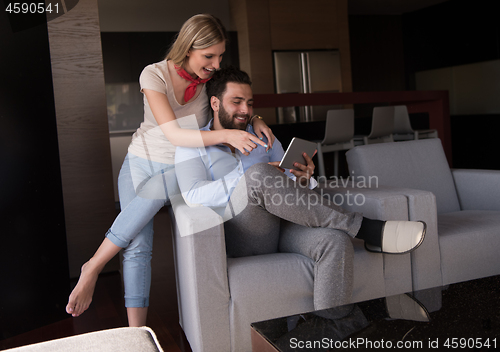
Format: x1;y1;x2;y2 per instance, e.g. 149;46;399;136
144;89;267;155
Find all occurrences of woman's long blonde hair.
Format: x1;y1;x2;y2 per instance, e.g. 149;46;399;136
166;14;227;67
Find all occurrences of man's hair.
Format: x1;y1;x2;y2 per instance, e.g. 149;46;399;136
206;66;252;105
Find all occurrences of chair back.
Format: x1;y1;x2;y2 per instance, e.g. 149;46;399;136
346;138;461;214
321;109;354;145
367;106;395;139
393;105;415;134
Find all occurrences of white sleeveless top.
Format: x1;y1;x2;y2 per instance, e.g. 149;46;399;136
128;60;210;164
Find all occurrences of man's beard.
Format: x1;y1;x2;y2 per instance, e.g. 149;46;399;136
219;104;249;130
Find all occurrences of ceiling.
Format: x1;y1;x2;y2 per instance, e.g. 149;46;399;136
348;0;450;15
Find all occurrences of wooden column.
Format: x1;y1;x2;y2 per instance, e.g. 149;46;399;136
230;0;276;122
46;0;118;277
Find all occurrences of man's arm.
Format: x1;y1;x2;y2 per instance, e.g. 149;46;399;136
175;146;242;208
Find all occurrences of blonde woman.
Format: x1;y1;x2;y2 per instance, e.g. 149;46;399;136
66;14;274;327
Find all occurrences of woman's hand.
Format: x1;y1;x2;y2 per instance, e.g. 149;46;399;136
225;129;268;155
251;116;275;151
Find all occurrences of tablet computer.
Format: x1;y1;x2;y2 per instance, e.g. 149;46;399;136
279;137;317;170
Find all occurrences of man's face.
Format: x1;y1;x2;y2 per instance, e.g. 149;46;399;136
217;82;253;130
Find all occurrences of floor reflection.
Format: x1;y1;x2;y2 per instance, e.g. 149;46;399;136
252;276;500;351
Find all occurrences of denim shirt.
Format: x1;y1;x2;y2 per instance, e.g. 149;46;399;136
175;120;317;215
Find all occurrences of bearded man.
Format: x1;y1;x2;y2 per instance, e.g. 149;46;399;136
174;66;426;310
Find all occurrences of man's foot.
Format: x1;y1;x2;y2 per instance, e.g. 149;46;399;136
66;260;99;317
365;221;426;254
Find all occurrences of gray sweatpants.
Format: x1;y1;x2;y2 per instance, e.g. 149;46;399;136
223;163;363;309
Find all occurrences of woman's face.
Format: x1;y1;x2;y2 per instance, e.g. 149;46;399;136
184;41;226;79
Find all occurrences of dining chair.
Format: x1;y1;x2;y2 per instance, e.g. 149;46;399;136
315;109;356;178
393;105;438;141
354;106;395;145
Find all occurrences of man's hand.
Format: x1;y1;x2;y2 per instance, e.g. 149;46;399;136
290;151;316;187
268;150;317;187
267;161;285;173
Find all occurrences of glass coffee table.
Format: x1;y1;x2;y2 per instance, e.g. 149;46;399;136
251;276;500;351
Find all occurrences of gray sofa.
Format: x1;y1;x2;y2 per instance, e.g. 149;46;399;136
168;138;500;352
168;180;417;351
346;138;500;288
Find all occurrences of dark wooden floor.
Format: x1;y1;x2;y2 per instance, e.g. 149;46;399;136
0;208;192;352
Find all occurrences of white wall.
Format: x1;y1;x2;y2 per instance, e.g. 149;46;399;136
416;59;500;115
98;0;231;32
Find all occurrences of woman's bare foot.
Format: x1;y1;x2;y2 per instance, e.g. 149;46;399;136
66;260;100;317
66;238;121;317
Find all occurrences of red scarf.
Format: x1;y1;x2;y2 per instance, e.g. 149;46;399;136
175;65;211;103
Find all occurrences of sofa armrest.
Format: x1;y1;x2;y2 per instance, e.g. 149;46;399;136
4;327;163;352
317;183;410;220
452;169;500;211
317;184;413;297
373;186;442;291
168;197;231;352
317;184;442;292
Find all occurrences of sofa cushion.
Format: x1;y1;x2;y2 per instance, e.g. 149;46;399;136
438;210;500;285
346;139;460;214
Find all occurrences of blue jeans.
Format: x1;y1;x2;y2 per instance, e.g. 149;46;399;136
106;153;175;308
